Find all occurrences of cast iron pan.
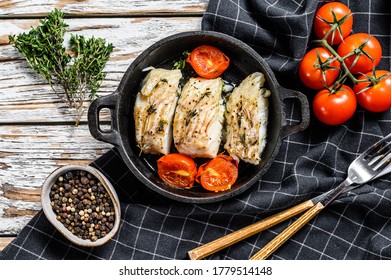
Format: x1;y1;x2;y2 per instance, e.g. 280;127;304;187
88;31;310;203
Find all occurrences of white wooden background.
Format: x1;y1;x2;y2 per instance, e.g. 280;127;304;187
0;0;207;251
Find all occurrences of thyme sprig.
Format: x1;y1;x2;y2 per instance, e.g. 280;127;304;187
8;9;114;126
173;50;190;70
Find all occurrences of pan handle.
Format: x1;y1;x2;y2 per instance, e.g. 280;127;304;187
278;85;310;138
88;90;121;146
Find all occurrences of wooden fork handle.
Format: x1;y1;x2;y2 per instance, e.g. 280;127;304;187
249;202;325;260
188;200;315;260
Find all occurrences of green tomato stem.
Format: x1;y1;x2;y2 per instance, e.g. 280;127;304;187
315;39;360;84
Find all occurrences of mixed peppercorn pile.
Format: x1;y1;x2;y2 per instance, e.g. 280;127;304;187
49;170;116;242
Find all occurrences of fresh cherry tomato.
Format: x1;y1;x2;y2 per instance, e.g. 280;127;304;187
196;154;238;192
314;2;353;45
186;45;230;79
157;153;197;189
337;33;382;74
299;47;340;90
313;85;357;126
353;70;391;112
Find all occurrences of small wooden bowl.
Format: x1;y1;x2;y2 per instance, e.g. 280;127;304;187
41;165;121;247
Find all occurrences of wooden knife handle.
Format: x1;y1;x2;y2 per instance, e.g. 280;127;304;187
188;200;315;260
249;202;325;260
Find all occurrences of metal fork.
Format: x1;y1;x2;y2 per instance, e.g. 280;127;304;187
249;133;391;260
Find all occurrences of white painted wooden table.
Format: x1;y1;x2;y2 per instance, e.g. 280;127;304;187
0;0;206;252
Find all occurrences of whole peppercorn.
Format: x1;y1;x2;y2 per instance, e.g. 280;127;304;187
81;176;89;185
49;169;116;242
64;184;72;191
65;172;73;180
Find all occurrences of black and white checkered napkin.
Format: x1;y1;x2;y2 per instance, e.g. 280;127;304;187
2;0;391;260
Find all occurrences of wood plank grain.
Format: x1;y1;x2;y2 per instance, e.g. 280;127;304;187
0;16;201;236
2;185;41;202
0;17;202;124
0;0;208;17
0;217;36;235
0;124;112;234
0;124;112;189
0;237;15;252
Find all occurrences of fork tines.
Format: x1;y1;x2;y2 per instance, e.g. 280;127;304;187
365;134;391;170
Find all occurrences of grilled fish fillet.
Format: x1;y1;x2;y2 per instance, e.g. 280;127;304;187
134;68;182;155
173;77;224;158
224;72;270;165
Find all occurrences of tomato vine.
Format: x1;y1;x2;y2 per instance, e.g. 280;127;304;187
299;2;391;125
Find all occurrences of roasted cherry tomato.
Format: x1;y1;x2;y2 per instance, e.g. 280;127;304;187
186;45;230;79
299;47;340;90
157;153;197;189
337;33;382;74
314;2;353;45
196;154;238;192
353;70;391;112
313;85;357;126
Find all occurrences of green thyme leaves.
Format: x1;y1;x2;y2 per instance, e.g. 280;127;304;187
8;9;114;126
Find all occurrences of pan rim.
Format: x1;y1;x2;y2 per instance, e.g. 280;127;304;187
110;31;286;203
